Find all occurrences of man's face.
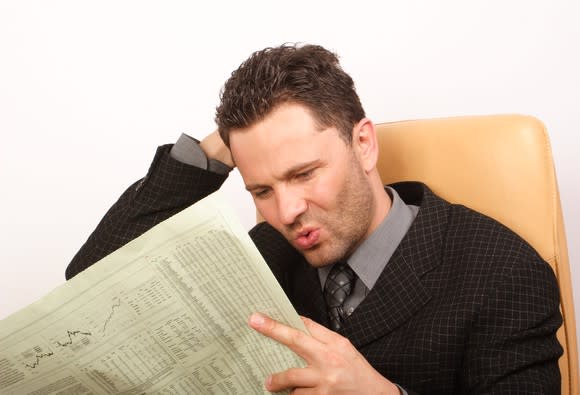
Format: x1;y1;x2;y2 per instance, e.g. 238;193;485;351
230;103;375;267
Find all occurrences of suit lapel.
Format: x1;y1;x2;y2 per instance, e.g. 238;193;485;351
340;183;450;348
340;247;430;348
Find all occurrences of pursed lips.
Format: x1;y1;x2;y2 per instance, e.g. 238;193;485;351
293;228;321;250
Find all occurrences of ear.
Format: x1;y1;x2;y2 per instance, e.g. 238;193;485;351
352;118;379;173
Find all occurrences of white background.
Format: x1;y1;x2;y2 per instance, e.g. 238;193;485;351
1;0;579;353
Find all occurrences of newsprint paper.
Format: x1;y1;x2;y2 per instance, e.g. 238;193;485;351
0;191;306;394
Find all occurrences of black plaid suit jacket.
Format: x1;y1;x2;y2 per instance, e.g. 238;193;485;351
66;145;563;394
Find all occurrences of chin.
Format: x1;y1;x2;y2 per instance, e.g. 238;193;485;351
302;247;342;268
306;259;334;268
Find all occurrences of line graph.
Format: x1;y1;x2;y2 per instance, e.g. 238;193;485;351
102;296;121;335
25;352;54;369
55;330;93;347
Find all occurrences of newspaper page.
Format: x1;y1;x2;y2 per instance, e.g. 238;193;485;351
0;191;306;394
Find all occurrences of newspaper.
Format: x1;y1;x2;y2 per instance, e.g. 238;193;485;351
0;191;306;394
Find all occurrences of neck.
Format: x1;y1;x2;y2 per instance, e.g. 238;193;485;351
366;172;392;236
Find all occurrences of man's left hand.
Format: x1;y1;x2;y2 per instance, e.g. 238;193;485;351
248;313;400;394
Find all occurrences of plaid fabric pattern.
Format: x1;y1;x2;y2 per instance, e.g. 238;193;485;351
66;148;563;394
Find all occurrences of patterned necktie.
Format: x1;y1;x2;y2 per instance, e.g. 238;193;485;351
324;262;356;331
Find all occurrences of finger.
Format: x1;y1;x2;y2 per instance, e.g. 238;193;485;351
300;316;343;344
265;367;318;392
299;316;362;367
249;313;323;361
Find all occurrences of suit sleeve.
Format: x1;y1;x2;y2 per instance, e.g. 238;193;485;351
65;144;228;280
462;251;563;394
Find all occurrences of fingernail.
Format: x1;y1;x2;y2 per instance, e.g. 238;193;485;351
250;313;265;327
265;375;272;389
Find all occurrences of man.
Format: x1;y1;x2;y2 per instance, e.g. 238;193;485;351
66;44;563;394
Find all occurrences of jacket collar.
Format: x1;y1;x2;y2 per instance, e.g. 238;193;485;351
339;182;450;347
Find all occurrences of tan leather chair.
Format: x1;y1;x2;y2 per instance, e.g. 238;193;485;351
375;114;577;394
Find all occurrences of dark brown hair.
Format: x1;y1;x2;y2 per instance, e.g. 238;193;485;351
215;43;365;146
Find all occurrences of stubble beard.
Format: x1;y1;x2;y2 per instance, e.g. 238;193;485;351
290;155;375;268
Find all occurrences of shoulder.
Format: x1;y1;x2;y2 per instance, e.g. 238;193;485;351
440;199;559;310
446;202;549;274
395;181;558;296
395;181;551;274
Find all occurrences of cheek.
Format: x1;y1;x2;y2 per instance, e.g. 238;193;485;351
308;172;345;210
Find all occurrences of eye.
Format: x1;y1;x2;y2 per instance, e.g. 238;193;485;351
295;169;315;180
253;188;272;199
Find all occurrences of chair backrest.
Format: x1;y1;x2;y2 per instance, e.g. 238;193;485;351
375;114;577;394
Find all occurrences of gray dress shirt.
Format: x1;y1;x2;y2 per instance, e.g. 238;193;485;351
318;186;419;316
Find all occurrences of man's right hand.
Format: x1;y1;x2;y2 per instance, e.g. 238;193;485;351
200;129;235;168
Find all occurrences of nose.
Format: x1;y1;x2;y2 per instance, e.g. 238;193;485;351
276;187;307;226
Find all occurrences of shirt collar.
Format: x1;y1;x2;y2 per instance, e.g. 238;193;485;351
319;186;419;290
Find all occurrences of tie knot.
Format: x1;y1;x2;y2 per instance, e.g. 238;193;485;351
325;262;356;305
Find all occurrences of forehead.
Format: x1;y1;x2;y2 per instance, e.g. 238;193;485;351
229;103;345;180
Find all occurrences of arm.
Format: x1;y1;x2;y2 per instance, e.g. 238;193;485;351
462;254;563;394
65;131;233;279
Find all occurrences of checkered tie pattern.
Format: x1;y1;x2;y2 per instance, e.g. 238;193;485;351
324;262;356;331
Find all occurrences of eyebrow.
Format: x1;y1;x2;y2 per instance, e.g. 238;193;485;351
245;160;320;191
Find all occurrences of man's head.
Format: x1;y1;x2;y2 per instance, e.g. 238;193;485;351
215;43;365;146
216;44;391;267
